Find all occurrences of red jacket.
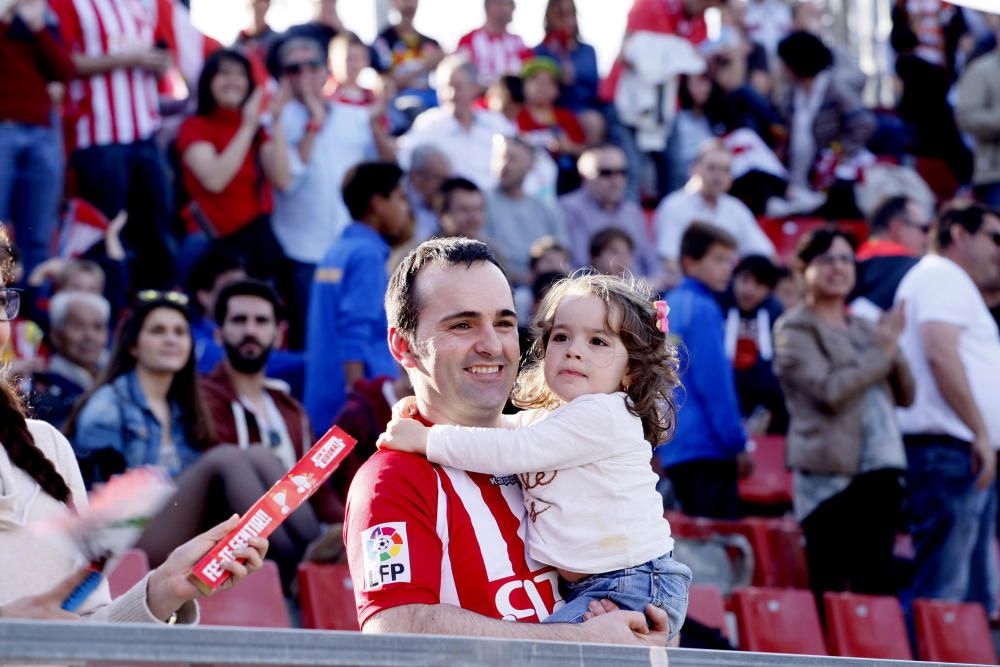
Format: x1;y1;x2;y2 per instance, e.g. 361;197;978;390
201;363;344;523
0;18;75;125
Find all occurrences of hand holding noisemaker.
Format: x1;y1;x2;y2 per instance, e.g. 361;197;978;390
188;426;356;594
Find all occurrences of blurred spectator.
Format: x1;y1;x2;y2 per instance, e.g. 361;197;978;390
327;31;391;127
373;0;443;132
589;228;634;278
741;0;791;62
66;292;212;483
776;31;875;209
235;0;278;84
791;0;867;95
186;246;247;374
282;0;343;55
484;136;568;285
270;36;381;348
774;265;802;311
659;224;748;519
655;141;775;267
51;0;178;290
517;56;586;194
176;48;290;284
405;145;451;242
956;14;1000;209
561;145;667;289
851;196;928;311
438;177;487;240
201;279;345;523
534;0;604;144
722;255;787;434
895;202;1000;619
304;163;407;436
457;0;529;88
30;291;110;428
529;236;572;276
0;0;75;278
485;74;524;124
774;229;913;601
398;56;515;190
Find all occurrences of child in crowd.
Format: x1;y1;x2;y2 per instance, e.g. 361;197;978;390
378;272;692;640
723;255;788;434
589;228;634;279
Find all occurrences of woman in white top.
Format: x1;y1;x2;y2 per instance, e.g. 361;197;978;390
378;273;693;640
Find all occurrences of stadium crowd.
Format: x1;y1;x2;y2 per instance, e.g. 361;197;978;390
2;0;1000;653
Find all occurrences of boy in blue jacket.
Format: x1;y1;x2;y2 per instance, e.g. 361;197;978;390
660;223;749;519
303;162;411;435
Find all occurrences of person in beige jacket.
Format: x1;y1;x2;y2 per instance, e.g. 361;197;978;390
774;228;914;604
956;14;1000;209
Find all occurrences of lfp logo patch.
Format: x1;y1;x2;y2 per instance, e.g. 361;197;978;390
362;522;411;591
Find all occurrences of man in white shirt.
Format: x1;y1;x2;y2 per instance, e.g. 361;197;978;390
654;141;775;271
404;145;451;242
894;202;1000;618
397;55;516;190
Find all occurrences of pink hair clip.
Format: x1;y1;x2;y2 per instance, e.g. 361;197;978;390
654;300;670;333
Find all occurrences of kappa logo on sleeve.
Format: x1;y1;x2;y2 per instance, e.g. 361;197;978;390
361;522;411;591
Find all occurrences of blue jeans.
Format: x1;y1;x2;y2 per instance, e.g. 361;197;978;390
544;553;692;642
0;121;64;277
904;436;999;616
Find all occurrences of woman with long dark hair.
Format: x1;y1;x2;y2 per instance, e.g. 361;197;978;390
176;47;291;281
0;242;267;621
65;293;322;587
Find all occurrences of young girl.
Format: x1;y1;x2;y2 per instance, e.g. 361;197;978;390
378;272;692;639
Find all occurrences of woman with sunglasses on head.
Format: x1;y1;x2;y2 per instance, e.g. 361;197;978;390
64;292;322;588
773;228;913;607
0;242;268;622
176;48;291;282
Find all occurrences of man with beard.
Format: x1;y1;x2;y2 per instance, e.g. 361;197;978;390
304;162;411;435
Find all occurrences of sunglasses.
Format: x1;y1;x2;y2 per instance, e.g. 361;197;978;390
0;288;21;321
597;167;628;178
136;290;190;307
283;60;323;75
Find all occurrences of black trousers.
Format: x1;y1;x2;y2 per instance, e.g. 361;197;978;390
664;458;741;520
801;468;904;603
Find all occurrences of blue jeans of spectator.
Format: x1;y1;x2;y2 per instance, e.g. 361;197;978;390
0;121;64;277
70;138;176;289
544;553;692;642
904;435;999;617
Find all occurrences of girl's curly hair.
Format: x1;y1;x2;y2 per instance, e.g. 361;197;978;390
513;272;681;446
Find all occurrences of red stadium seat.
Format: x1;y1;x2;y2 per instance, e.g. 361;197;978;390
198;560;290;628
823;592;912;660
729;587;827;655
737;435;792;509
914;599;998;664
914;156;960;204
700;517;775;587
837;219;868;245
106;548;150;598
686;584;729;639
298;562;360;631
758;217;829;264
765;517;809;590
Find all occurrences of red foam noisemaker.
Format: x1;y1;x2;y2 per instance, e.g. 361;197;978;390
189;426;356;594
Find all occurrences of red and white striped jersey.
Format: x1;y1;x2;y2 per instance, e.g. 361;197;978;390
456;27;531;88
346;450;561;627
52;0;160;149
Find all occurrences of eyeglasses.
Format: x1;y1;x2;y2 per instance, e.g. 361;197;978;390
0;288;21;321
283;60;323;75
596;167;628;178
813;253;855;267
136;290;190;307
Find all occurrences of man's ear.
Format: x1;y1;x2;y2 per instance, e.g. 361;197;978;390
388;327;418;368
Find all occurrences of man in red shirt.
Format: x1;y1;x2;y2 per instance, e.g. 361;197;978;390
344;237;670;642
457;0;532;88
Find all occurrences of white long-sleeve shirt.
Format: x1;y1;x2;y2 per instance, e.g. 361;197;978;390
426;392;673;574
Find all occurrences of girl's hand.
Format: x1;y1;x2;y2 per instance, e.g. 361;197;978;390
391;396;419;420
376;415;430;456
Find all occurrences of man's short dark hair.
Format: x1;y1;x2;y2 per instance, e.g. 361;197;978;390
870;196;911;234
933;201;998;251
185;244;245;315
589;228;634;259
795;227;857;269
214;278;283;326
778;31;833;78
680;223;738;261
386;237;511;343
342;161;405;221
439;177;481;215
734;254;781;288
